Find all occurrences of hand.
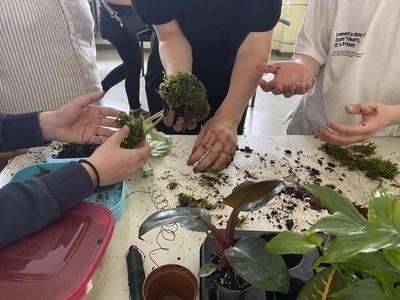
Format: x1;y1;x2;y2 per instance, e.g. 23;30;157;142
83;126;151;186
39;92;121;144
187;114;237;173
257;62;315;98
159;83;199;132
316;102;395;146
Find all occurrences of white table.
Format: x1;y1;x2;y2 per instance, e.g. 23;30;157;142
1;136;399;299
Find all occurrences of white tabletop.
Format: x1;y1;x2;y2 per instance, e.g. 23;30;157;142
1;136;399;299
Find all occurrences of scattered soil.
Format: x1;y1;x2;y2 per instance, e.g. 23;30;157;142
53;143;98;158
210;256;250;291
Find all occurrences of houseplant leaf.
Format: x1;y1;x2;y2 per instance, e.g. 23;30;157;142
330;279;389;300
369;187;400;230
304;184;367;226
265;231;322;255
308;212;364;235
297;266;346;300
223;179;284;212
384;249;400;271
225;236;289;293
198;263;218;277
138;208;211;238
320;223;400;263
346;252;400;287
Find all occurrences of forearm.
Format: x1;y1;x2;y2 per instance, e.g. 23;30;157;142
154;22;192;74
0;162;94;248
0;112;46;152
389;104;400;125
216;32;271;125
291;53;321;77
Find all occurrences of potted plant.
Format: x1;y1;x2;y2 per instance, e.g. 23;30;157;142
139;180;292;299
266;184;400;299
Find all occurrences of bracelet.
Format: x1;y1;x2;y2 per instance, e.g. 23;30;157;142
79;159;100;189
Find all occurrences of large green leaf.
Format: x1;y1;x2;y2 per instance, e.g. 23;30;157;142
297;266;346;300
138;208;211;238
224;180;284;212
369;187;400;231
320;223;400;263
225;236;289;293
308;212;365;236
304;184;367;226
346;252;400;287
265;231;322;255
330;279;389;300
384;249;400;272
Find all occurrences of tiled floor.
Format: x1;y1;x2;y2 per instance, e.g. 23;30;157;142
96;49;299;136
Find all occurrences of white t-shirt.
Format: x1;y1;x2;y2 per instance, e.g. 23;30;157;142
0;0;101;113
286;0;400;137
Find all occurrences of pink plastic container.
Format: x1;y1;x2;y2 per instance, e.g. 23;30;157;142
0;202;115;300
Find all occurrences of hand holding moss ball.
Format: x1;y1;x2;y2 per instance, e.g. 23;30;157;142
116;112;146;149
158;72;211;130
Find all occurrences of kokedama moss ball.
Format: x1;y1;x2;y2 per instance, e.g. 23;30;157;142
116;112;146;149
158;72;211;126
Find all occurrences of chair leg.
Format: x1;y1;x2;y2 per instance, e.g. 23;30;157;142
249;92;256;108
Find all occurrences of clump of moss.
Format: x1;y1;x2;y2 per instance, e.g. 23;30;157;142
320;143;398;180
177;192;219;210
158;72;210;127
167;181;179;190
235;215;248;228
116;112;145;149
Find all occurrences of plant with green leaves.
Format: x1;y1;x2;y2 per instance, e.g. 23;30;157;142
139;180;291;293
265;184;400;299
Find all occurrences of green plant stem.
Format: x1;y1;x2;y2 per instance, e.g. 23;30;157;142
225;207;241;247
144;110;164;134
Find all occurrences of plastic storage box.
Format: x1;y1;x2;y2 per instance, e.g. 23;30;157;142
10;162;128;221
0;202;115;300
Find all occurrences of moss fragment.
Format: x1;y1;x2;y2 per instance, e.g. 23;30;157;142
177;193;219;210
235;215;248;228
116;112;145;149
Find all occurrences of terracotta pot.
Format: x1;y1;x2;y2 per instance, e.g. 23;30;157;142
143;264;198;300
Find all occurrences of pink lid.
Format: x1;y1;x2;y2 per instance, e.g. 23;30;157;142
0;202;115;300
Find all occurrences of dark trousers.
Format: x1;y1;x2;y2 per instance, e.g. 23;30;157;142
100;4;142;110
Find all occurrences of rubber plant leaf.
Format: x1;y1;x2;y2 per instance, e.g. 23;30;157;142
320;222;400;263
330;279;389;300
369;187;400;231
225;236;289;293
198;263;218;277
138;208;211;238
346;252;400;287
308;212;365;236
265;231;322;255
223;179;285;212
304;184;367;226
297;266;347;300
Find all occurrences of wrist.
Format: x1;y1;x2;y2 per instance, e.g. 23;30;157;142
388;105;400;126
39;111;58;141
80;161;98;188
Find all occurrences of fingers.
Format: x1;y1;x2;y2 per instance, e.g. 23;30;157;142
194;141;225;172
326;120;375;136
345;104;378;115
259;79;274;93
256;63;279;75
99;107;121;118
186;118;199;130
97;127;116;138
187;130;216;166
173;117;185;132
109;126;130;145
73;91;105;107
316;128;369;146
163;110;175;127
100;117;120;128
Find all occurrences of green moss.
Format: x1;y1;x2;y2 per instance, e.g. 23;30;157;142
116;112;145;149
158;72;210;127
235;215;248;228
177;193;219;210
167;181;178;190
320;143;398;180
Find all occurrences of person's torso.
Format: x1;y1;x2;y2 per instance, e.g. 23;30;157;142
290;0;400;136
0;0;101;113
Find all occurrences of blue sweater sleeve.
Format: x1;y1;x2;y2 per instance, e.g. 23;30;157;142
0;162;94;248
0;112;46;152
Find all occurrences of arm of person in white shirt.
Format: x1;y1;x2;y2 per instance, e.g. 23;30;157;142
316;102;400;146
